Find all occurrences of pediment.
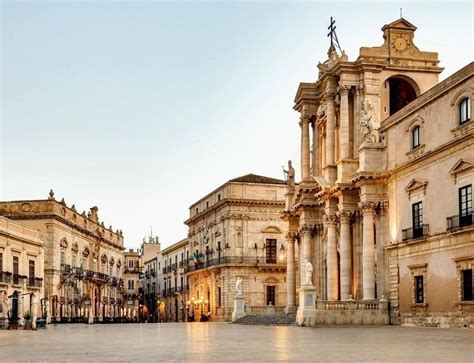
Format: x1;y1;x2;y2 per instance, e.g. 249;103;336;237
382;18;417;32
261;226;282;234
449;159;474;176
60;238;68;249
404;178;428;195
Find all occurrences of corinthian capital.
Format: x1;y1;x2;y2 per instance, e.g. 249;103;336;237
299;114;312;127
358;201;377;215
337;210;352;223
299;224;313;234
323;214;337;226
338;83;350;95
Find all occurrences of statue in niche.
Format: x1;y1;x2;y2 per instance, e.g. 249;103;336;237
235;276;243;296
303;259;313;286
359;97;381;144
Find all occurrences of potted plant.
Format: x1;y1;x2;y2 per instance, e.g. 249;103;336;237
23;311;32;330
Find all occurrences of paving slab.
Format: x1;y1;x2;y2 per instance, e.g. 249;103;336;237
0;323;473;362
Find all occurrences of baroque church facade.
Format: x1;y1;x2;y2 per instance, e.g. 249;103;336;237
283;18;473;327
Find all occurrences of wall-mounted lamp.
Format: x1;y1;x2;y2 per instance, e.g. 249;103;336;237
253;243;258;250
280;244;285;252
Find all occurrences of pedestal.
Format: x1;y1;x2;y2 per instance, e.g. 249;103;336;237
231;295;246;322
296;286;317;326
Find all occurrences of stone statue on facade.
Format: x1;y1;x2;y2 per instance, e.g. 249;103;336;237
283;160;295;189
235;276;243;296
360;97;380;144
303;259;313;286
31;294;38;329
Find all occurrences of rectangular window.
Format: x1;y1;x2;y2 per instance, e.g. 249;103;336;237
72;255;76;268
265;239;277;264
128;260;134;269
180;276;183;288
415;275;424;303
217;194;221;202
13;256;19;284
462;269;473;301
459;185;472;228
0;252;3;272
60;251;66;271
218;287;222;306
412;202;423;238
29;260;35;286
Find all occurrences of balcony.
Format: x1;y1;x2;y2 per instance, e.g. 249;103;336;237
162;267;167;273
0;271;12;284
171;263;177;271
184;256;286;273
402;225;429;242
61;264;71;274
162;289;167;297
166;266;172;273
28;277;43;288
447;212;473;232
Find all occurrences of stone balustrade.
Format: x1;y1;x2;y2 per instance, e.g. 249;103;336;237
246;305;286;315
313;299;389;325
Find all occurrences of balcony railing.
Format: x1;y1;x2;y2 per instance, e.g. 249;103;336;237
28;277;43;288
162;267;167;273
184;256;286;273
61;264;71;274
447;212;473;232
0;272;12;284
171;263;177;271
402;224;429;241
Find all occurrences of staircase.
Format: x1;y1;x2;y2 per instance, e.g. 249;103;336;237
233;314;295;326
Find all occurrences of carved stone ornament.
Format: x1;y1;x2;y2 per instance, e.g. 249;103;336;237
71;242;79;253
358;201;377;215
101;254;107;264
82;247;90;257
59;238;68;249
317;102;327;118
359;98;381;144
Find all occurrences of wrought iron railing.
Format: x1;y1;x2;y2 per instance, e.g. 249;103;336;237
402;224;429;241
447;212;473;232
0;272;12;284
184;256;285;273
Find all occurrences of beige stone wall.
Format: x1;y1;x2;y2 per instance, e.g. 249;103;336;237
0;216;44;320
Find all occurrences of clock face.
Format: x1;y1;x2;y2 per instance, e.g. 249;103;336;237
393;35;409;53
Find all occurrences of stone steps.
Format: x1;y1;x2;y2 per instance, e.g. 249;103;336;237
233;314;296;326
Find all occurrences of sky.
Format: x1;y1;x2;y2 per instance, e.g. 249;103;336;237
1;1;472;250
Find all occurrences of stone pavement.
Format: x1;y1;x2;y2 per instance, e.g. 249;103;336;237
0;323;472;362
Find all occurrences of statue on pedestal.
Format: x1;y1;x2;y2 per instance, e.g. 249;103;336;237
283;160;296;189
235;276;243;296
303;260;313;286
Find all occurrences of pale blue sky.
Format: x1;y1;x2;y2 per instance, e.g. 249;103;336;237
1;1;472;249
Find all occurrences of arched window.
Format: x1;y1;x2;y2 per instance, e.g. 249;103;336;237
460;97;471;124
412;125;421;148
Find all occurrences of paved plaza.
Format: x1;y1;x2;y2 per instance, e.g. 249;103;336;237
0;323;473;362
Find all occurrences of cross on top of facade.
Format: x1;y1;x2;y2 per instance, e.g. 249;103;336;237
327;16;343;54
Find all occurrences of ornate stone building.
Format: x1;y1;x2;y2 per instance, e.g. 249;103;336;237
0;216;44;327
0;191;125;323
123;248;140;319
185;174;287;321
282;17;470;326
157;238;189;322
382;63;473;327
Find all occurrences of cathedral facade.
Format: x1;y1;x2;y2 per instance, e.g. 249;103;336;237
284;18;473;327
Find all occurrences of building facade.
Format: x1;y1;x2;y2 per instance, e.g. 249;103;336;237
157;238;190;322
283;17;473;327
382;63;473;327
0;191;125;323
185;174;288;321
0;216;44;327
123;248;140;320
138;236;160;321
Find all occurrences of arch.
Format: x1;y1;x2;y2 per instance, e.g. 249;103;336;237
381;74;420;117
59;238;68;249
261;225;282;234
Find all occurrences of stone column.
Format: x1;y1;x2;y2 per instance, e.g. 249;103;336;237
360;202;376;300
339;211;352;300
325;215;338;301
300;226;312;284
285;233;296;314
311;120;318;177
300;115;311;181
326;96;335;166
339;85;350;159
